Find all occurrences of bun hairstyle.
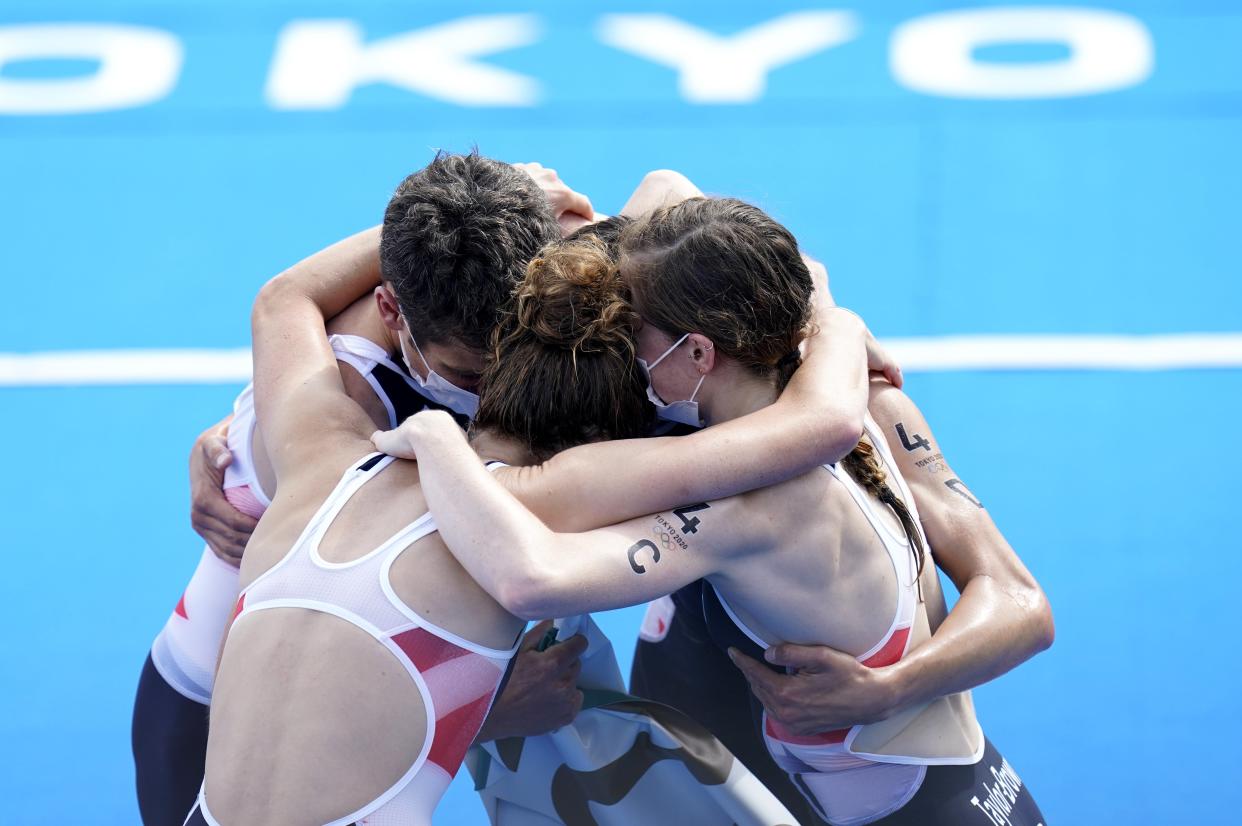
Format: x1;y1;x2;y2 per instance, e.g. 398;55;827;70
621;197;924;578
473;235;653;462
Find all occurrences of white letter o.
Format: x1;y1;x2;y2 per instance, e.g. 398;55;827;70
0;24;182;114
891;7;1153;99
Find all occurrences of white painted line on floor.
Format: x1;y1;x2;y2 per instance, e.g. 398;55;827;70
0;348;252;386
885;333;1242;372
1;334;1240;387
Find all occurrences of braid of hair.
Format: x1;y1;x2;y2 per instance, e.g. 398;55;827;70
839;438;927;581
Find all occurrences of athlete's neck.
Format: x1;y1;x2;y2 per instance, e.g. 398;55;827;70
379;323;402;363
699;360;779;427
469;429;537;468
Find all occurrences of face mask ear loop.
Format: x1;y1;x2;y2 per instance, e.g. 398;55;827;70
648;333;690;372
687;339;712;403
688;372;706;403
408;332;434;374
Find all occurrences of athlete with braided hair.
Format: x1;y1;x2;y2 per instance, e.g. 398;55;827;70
375;197;1051;825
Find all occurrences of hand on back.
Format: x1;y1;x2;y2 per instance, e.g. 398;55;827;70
729;643;900;734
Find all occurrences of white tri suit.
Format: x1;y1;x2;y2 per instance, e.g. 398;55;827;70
132;335;473;825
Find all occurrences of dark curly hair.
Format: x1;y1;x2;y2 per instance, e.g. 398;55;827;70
380;151;560;351
474;235;652;462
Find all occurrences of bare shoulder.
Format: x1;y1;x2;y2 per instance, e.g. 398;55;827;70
273;436;378;506
710;468;829;550
325;292;388;342
737;466;823;509
239;435;377;584
865;379;946;472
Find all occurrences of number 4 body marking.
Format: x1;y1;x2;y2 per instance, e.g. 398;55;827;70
672;502;711;535
896;422;931;452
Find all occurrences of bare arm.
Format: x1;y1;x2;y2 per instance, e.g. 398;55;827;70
732;380;1053;732
619;169;704;216
376;304;885;533
272;225;383;313
251;227;387;477
189;227;385;555
394;411;744;619
863;380;1054;708
501;305;873;531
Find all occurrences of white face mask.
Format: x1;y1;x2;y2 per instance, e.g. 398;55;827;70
637;333;706;429
399;332;480;419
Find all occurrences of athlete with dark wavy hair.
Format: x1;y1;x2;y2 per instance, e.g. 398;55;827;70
132;151;594;825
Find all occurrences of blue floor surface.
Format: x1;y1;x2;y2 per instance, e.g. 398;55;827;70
2;3;1240;823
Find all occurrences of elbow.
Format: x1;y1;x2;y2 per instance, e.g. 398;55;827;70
639;169;699;202
1010;574;1054;655
816;407;867;464
496;579;547;622
998;566;1055;656
251;274;299;328
1031;588;1055;653
641;168;689;189
838;412;867;456
495;560;568;622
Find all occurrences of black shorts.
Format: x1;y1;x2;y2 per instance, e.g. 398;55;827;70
132;653;210;826
868;736;1046;826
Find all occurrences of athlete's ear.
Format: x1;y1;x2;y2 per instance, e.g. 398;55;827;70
375;285;403;332
687;333;717;375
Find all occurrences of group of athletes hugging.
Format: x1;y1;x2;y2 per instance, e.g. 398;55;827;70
129;152;1054;826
